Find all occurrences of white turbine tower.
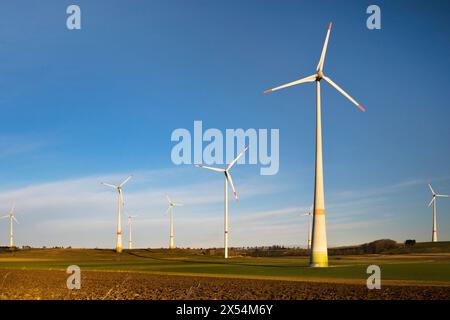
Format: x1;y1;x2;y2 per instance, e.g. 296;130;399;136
126;213;137;250
101;175;132;253
303;205;313;250
1;203;19;248
166;195;182;249
428;183;450;242
195;147;248;259
264;22;365;267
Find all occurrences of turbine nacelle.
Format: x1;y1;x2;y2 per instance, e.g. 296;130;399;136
102;176;132;207
263;22;366;113
428;183;449;207
316;71;324;80
194;146;248;202
302;204;313;216
126;214;137;225
166;195;182;211
1;202;19;224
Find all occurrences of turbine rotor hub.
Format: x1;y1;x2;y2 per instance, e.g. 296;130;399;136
316;71;324;80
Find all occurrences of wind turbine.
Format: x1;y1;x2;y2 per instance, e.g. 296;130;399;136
303;205;313;250
101;175;132;253
165;195;182;249
1;203;19;248
195;147;248;259
126;213;137;250
264;22;365;267
428;183;450;242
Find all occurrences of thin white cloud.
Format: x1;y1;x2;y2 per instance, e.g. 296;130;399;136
333;176;450;200
0;168;285;247
1;172;446;248
0;136;47;159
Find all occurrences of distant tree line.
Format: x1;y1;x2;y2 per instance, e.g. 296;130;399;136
1;240;419;256
328;239;399;255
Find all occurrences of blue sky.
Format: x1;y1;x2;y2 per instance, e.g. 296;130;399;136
0;0;449;248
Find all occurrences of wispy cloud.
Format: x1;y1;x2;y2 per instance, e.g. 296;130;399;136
333;176;450;200
1;172;446;248
0;135;47;159
0;168;286;247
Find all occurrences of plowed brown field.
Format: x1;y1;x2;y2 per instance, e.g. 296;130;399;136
1;269;449;300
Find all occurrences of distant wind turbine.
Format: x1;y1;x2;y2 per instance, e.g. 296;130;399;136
126;213;137;250
166;195;182;249
303;205;313;250
101;175;132;253
1;202;19;248
264;22;365;267
428;183;449;242
195;146;248;259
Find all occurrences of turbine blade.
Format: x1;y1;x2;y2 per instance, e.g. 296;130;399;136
428;198;435;207
13;216;19;224
194;164;225;173
316;22;332;72
428;184;435;194
119;175;133;187
166;194;172;204
173;203;183;207
322;76;365;112
0;215;8;219
102;182;118;189
436;194;450;198
263;74;316;94
227;146;248;170
165;207;170;214
10;202;16;215
226;172;238;202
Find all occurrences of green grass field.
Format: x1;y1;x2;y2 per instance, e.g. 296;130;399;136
1;247;450;285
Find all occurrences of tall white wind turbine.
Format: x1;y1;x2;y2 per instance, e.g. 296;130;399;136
1;202;19;248
303;205;313;250
264;22;365;267
101;175;132;253
428;183;450;242
126;213;137;250
195;147;248;259
166;195;183;249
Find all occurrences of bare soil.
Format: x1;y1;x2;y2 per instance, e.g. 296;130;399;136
0;269;449;300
